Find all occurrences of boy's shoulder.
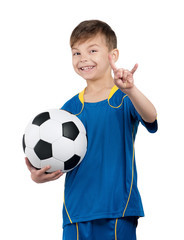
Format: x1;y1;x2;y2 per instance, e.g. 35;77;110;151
108;87;129;108
61;93;83;115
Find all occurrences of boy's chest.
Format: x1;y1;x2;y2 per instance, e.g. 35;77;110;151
78;103;130;137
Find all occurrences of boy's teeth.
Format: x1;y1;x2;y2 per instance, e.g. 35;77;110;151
81;66;93;70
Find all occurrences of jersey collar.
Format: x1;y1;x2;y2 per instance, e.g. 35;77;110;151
78;85;119;104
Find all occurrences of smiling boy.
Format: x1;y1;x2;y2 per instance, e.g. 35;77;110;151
26;20;157;240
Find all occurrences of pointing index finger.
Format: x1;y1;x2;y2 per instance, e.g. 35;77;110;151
130;63;138;74
108;54;118;72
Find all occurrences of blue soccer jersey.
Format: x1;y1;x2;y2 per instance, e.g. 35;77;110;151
61;85;157;227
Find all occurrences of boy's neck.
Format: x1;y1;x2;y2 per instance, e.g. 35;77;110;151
84;76;115;103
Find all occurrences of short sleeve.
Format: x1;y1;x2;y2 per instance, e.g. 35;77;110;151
128;98;158;134
60;94;83;115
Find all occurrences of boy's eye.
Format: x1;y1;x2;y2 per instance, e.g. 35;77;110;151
90;50;97;53
73;52;80;56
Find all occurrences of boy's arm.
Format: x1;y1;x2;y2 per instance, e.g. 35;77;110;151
123;86;157;123
109;55;157;123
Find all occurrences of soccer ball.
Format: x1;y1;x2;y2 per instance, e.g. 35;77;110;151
22;109;87;173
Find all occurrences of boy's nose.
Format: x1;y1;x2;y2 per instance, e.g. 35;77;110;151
80;54;88;63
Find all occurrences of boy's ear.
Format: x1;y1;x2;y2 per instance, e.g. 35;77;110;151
110;49;119;63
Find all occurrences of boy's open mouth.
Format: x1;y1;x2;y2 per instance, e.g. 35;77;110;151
79;66;95;71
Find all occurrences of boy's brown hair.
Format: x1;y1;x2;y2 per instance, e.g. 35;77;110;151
70;20;117;51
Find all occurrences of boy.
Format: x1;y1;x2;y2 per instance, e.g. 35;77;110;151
26;20;157;239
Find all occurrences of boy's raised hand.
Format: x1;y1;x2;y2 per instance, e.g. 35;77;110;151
25;157;64;183
109;54;138;91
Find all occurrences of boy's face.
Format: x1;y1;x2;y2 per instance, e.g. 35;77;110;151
71;34;112;82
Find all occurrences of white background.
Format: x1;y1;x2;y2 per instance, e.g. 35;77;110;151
0;0;184;239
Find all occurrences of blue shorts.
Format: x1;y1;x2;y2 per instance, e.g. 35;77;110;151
63;217;138;240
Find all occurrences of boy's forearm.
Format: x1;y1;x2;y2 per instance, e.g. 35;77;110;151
121;86;157;123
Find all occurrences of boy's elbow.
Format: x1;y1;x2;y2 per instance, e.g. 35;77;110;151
152;109;157;122
145;110;157;123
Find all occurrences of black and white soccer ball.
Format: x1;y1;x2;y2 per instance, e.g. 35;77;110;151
22;109;87;173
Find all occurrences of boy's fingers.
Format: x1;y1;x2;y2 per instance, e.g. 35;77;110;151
45;170;63;181
108;54;118;72
130;63;138;74
52;173;63;181
38;165;51;175
51;170;64;178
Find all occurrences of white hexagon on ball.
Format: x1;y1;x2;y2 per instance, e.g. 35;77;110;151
40;119;62;143
53;137;75;161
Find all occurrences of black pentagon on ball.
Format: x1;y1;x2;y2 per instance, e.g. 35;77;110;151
62;121;79;141
32;112;50;126
22;134;26;153
64;154;81;171
34;140;52;160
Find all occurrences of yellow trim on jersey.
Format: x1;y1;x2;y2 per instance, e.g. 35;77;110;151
108;85;119;100
122;125;135;217
108;85;128;108
108;94;127;108
78;89;85;104
76;89;85;116
76;223;79;240
64;193;73;224
115;218;118;240
75;103;84;116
